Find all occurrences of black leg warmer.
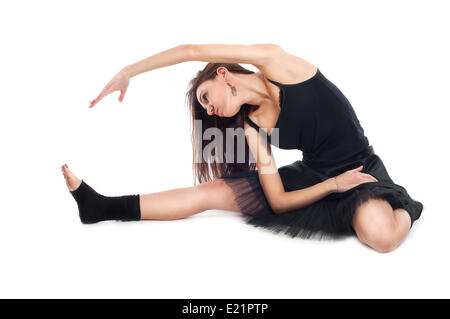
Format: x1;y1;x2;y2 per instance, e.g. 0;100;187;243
69;180;141;224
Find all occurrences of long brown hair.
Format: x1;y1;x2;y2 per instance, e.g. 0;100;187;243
185;63;257;185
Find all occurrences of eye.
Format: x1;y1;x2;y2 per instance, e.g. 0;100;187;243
203;93;208;103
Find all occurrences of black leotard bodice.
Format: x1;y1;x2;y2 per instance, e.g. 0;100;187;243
245;68;370;169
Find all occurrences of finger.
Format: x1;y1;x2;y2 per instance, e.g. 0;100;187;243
364;177;376;183
94;86;109;102
102;83;114;97
360;173;371;179
89;83;112;108
90;95;99;107
89;93;105;108
118;89;125;102
89;98;100;108
353;165;363;171
362;173;378;182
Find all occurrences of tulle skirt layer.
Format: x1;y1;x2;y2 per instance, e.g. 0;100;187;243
221;145;423;240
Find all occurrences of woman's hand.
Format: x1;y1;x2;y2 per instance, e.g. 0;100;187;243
89;68;130;108
331;165;378;193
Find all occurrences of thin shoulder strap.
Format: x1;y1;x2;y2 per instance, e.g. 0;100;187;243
267;78;282;87
244;115;271;143
245;115;260;131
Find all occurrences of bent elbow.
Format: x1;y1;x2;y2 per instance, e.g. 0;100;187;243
272;207;282;215
269;198;284;215
262;188;286;214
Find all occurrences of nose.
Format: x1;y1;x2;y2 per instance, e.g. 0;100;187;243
208;105;215;116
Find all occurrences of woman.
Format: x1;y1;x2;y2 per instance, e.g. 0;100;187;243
62;44;423;253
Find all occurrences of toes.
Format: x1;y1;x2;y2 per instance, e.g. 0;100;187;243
62;164;73;176
66;169;76;179
60;163;81;191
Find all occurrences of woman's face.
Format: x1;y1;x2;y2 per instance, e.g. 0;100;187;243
196;67;241;118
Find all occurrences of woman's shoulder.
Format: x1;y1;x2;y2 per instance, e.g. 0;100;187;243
256;49;318;86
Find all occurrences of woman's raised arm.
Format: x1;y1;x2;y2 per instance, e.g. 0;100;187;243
89;44;282;108
189;43;282;66
123;44;192;79
123;43;281;78
89;45;191;108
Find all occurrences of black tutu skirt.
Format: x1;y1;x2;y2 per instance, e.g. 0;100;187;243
221;145;423;240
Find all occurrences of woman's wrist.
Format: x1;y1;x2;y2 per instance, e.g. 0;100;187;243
323;177;338;194
122;65;135;79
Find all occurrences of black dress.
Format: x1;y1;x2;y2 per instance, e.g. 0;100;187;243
221;67;423;240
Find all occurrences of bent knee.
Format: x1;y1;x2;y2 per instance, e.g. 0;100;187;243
197;178;240;212
197;178;228;200
365;230;398;253
353;198;398;253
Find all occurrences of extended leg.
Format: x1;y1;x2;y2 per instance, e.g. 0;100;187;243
62;164;241;222
139;178;241;220
352;198;412;253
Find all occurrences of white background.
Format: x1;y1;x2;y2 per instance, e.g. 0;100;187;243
1;0;449;298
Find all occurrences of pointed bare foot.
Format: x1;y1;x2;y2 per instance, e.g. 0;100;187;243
61;164;82;192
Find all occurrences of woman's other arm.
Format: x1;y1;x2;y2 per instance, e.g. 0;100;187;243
244;122;378;214
244;122;336;215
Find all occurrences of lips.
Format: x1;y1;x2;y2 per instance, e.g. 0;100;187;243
215;109;220;116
